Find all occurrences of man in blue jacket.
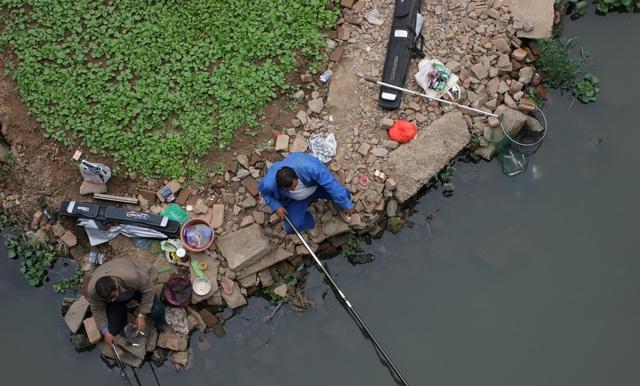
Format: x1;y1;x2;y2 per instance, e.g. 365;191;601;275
259;152;353;234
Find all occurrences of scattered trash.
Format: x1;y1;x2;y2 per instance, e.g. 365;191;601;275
156;180;181;203
374;170;386;181
165;307;190;334
358;175;370;186
309;132;337;163
415;59;459;99
79;160;111;184
72;150;82;161
319;69;333;83
88;250;106;265
79;219;167;246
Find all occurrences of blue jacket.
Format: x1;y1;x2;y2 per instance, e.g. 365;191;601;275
259;152;353;211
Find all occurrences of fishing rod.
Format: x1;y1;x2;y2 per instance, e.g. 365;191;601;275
112;344;133;386
284;215;410;386
365;77;498;118
149;361;161;386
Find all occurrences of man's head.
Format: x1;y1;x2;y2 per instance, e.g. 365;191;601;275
95;276;120;303
276;167;298;191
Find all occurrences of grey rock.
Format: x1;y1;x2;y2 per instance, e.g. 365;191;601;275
290;136;308;153
386;199;398;217
371;147;388;157
236;154;250;169
518;67;534;84
79;181;107;195
308;98;324;114
236;169;250;179
275;134;289;152
382;140;399;150
215;224;271;271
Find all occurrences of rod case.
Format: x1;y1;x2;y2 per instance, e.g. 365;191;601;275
378;0;425;110
59;200;180;238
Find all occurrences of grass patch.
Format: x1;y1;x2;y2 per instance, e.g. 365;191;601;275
534;37;599;103
0;1;338;178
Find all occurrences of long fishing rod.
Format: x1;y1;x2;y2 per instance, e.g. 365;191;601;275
131;367;143;386
284;215;410;386
111;344;133;386
148;361;161;386
365;77;498;118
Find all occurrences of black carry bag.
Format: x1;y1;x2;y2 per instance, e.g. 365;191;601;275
378;0;425;110
59;200;181;238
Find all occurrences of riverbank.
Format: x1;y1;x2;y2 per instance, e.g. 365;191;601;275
1;0;557;371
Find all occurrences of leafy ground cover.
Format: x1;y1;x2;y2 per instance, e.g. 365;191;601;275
534;38;599;103
0;1;338;177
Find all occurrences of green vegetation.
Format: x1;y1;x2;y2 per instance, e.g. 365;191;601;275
342;234;362;259
594;0;640;13
557;0;589;18
53;265;84;294
264;272;297;302
429;162;455;197
573;74;600;102
557;0;639;18
535;38;598;103
1;212;81;291
0;1;338;178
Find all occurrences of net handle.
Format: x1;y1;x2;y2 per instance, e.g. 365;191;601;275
498;105;548;147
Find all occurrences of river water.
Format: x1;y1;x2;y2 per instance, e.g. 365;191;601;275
2;10;639;386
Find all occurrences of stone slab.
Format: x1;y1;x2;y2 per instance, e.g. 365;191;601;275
157;330;189;351
511;0;554;39
236;247;294;279
216;224;271;271
83;317;101;344
189;254;220;304
64;296;89;333
210;204;225;229
220;281;247;309
386;111;470;204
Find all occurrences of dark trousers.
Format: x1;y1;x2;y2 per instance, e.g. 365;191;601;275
107;295;165;335
282;186;333;234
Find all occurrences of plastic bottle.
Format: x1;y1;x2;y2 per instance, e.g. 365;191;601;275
319;69;333;83
184;224;213;248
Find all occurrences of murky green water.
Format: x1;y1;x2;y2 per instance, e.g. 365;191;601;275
2;11;639;386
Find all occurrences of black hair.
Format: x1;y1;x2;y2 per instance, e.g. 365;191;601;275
276;166;297;188
95;277;115;301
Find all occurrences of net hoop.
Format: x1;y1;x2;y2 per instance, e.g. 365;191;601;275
498;106;548;148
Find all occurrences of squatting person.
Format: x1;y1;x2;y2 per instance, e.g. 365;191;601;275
258;151;353;234
87;258;165;345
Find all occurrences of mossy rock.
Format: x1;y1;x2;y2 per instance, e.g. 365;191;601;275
387;216;405;234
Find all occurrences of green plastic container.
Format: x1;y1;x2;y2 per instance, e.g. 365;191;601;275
161;204;190;225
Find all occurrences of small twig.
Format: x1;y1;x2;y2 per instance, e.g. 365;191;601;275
263;301;284;322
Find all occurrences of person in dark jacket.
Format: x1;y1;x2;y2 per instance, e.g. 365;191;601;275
87;258;165;345
258;152;353;233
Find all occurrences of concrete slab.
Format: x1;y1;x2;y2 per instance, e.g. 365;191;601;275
157;330;189;351
210;204;225;229
511;0;554;39
215;224;271;271
235;247;294;279
220;281;247;309
83;317;101;344
64;296;89;333
189;254;220;304
386;111;470;203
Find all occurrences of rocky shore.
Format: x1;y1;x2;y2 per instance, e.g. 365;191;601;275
1;0;556;371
